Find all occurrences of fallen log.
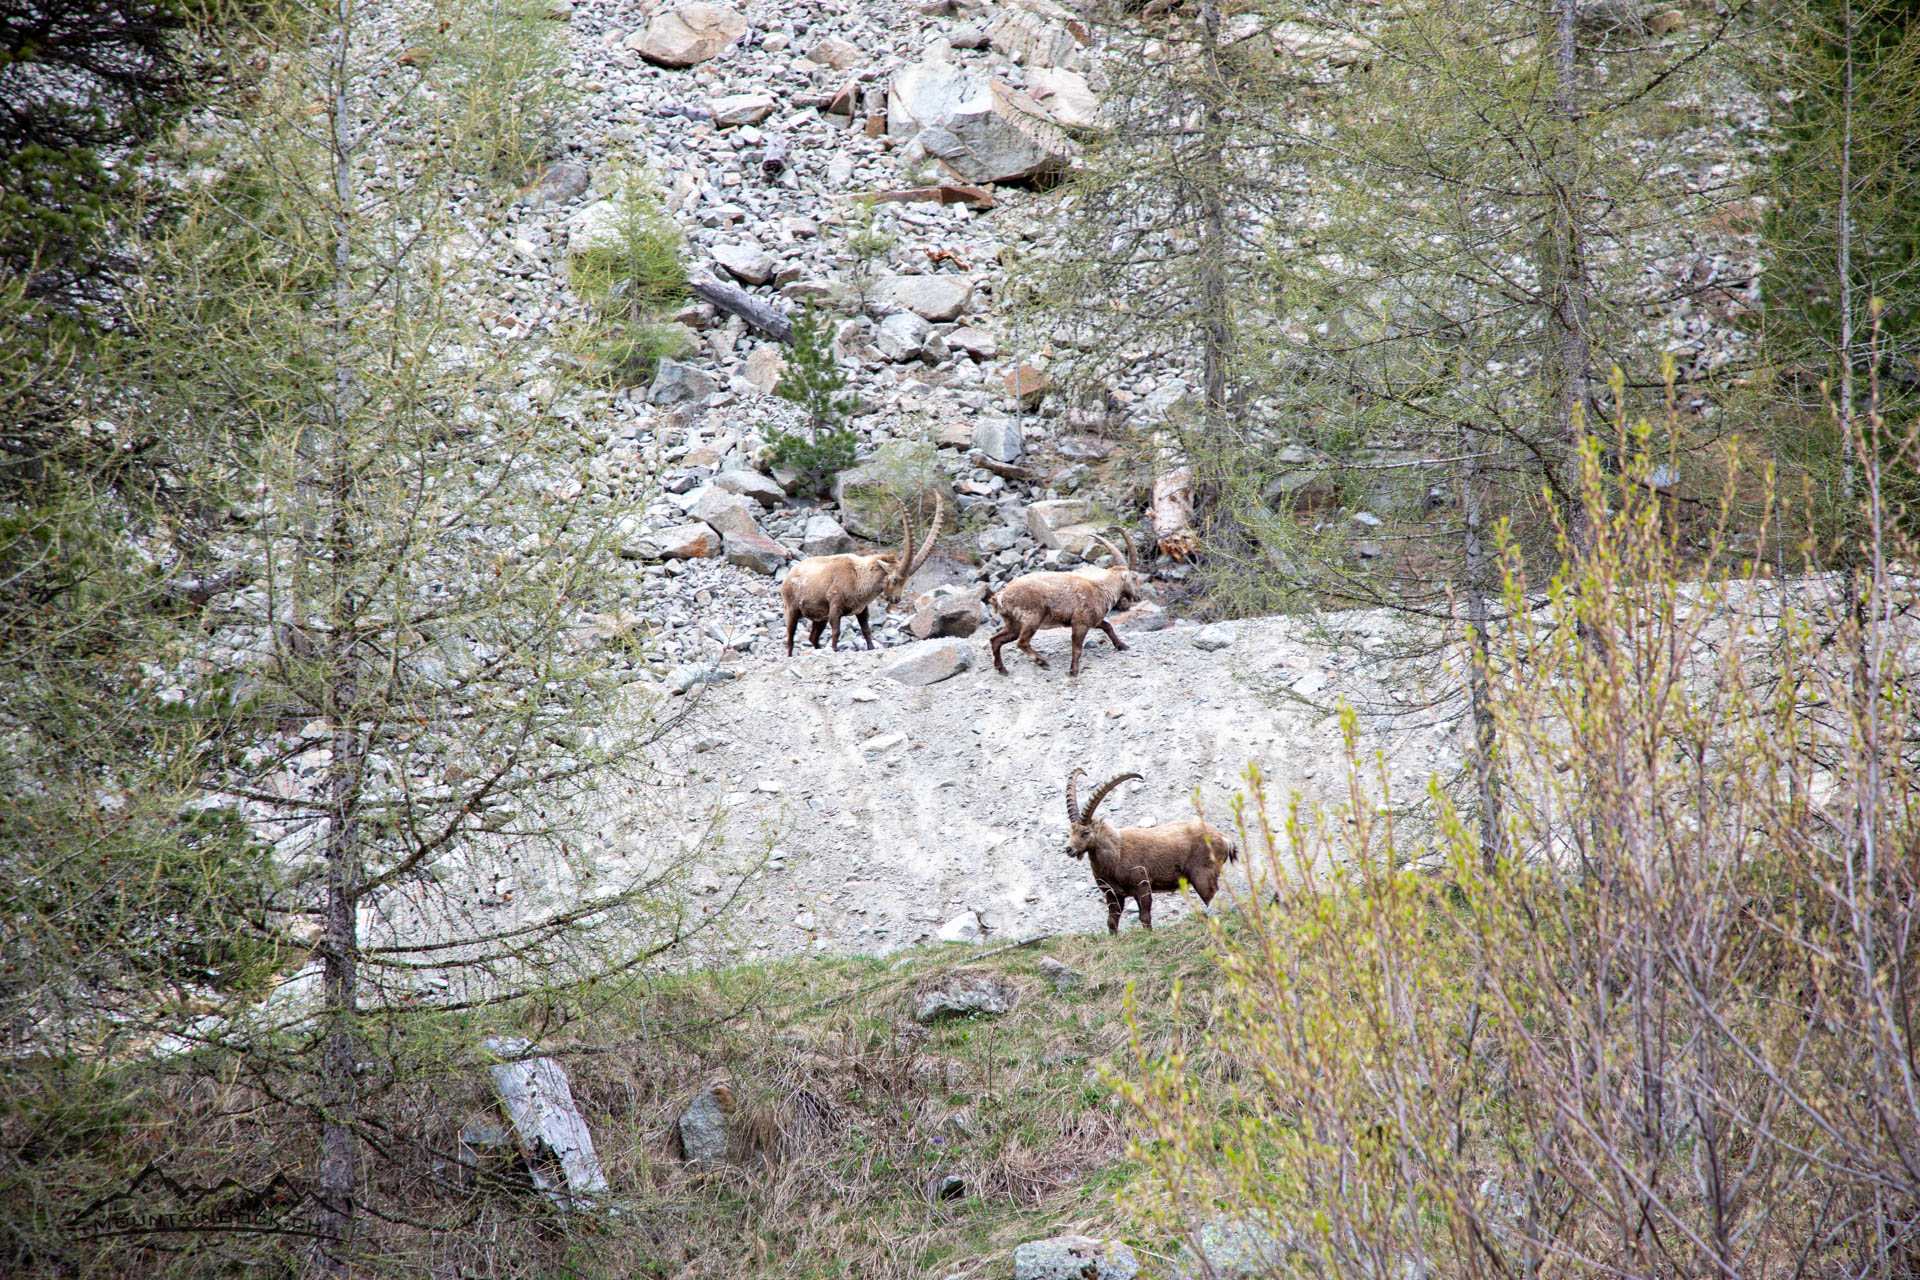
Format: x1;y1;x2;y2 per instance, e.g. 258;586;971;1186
1151;464;1198;561
483;1037;608;1210
761;132;789;176
685;270;793;343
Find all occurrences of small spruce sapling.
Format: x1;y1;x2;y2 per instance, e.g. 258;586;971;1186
770;302;859;496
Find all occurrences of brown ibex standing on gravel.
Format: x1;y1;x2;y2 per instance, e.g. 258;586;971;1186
781;494;942;654
1066;768;1238;933
986;533;1145;677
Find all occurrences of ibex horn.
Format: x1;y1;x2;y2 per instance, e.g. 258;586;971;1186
894;497;915;580
1066;768;1085;827
908;491;943;576
1089;533;1127;567
1082;771;1143;823
1121;527;1137;570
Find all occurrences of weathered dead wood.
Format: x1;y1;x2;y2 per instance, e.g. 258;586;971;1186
685;270;793;343
761;132;789;176
483;1037;608;1208
1151;465;1197;561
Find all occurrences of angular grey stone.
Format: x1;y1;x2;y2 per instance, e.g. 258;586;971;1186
649;359;718;405
713;468;785;507
887;63;1075;184
913;971;1015;1022
1193;623;1235;652
882;638;973;686
909;595;984;639
630;3;747;67
946;325;998;359
708;92;775;126
677;1087;731;1164
882;274;974;322
712;241;775;286
874;310;932;362
723;529;789;575
1038;956;1083;991
800;513;858;556
1171;1217;1300;1280
808;35;861;68
1115;602;1172;632
564;199;623;256
625;522;721;560
687;487;762;538
977;525;1023;553
973;417;1024;463
1013;1235;1140;1280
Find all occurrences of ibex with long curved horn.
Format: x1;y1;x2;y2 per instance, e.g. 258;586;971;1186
781;493;943;654
1065;768;1238;933
986;532;1146;677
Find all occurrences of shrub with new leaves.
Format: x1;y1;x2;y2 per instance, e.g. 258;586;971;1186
1121;405;1920;1278
769;301;859;496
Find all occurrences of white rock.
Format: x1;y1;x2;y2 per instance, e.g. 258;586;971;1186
709;92;776;126
564;200;624;256
713;469;785;506
1024;67;1102;131
947;326;998;359
1193;623;1235;652
937;911;985;942
630;3;747;67
882;274;974;322
875;311;932;361
881;638;973;685
887;64;1074;184
801;513;858;555
713;241;775;285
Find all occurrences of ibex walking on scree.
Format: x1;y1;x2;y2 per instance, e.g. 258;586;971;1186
781;493;942;654
1066;769;1238;933
986;533;1146;677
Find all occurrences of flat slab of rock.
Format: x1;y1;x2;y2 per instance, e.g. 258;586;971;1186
709;92;775;126
914;971;1015;1022
724;529;790;575
687;487;763;538
1114;602;1172;632
882;638;973;685
713;468;785;507
882;274;974;322
630;2;746;67
625;522;721;560
946;325;998;359
1014;1235;1139;1280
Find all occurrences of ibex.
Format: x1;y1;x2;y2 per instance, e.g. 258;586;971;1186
986;533;1145;676
1066;768;1238;933
781;493;943;654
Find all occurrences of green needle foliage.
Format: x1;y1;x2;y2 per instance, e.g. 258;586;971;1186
769;302;859;496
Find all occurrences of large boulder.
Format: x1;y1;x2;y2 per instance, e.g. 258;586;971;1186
882;638;974;686
649;359;718;405
874;310;932;362
800;513;858;556
712;241;775;285
713;468;784;507
913;971;1015;1022
887;63;1075;185
988;0;1092;70
630;3;747;67
1013;1236;1139;1280
973;417;1024;463
624;523;720;560
909;592;986;639
723;529;789;575
686;487;762;538
1024;67;1102;131
881;274;974;323
1025;499;1094;547
1170;1217;1301;1279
